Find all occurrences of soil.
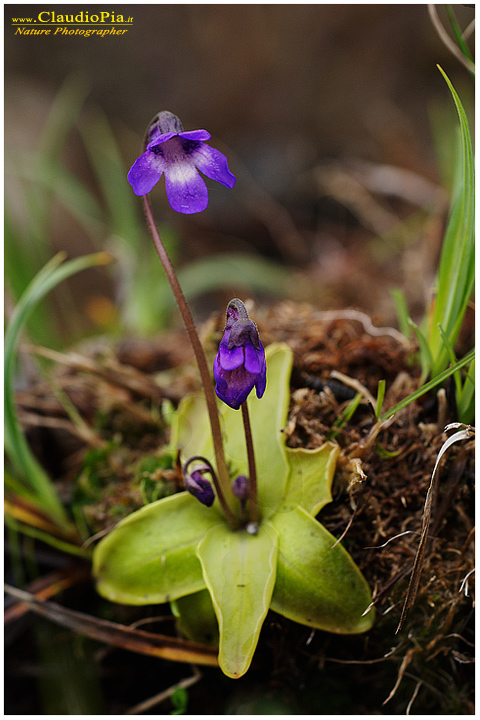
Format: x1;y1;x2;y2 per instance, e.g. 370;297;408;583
5;302;474;715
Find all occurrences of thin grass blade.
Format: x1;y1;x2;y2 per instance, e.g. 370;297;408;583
5;252;112;530
427;68;474;377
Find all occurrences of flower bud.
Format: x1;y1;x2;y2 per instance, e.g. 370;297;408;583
183;460;215;507
145;111;184;145
232;474;249;501
213;299;266;410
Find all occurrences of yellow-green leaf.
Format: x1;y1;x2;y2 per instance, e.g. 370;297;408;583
169;393;214;464
269;506;374;634
197;523;278;678
282;442;340;516
172;589;219;647
93;493;218;605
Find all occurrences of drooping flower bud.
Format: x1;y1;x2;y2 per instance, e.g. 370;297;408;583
183;458;215;507
213;299;266;410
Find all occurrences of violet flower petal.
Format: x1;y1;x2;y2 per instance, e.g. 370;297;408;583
233;382;255;408
219;345;244;371
164;164;209;214
255;362;267;399
146;131;178;149
191;144;237;188
127;152;165;196
213;354;222;382
187;469;215;507
244;344;262;374
218;380;251;410
179;129;211;143
213;298;266;410
213;359;253;410
147;130;211;151
213;357;231;403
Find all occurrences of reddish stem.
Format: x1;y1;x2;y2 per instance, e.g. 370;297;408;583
143;195;238;527
241;402;259;524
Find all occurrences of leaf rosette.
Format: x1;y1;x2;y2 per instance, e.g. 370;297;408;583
93;343;374;678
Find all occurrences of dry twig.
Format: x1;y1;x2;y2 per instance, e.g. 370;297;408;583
4;584;219;667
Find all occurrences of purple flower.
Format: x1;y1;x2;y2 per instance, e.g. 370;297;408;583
127;111;236;214
183;459;215;507
213;299;266;410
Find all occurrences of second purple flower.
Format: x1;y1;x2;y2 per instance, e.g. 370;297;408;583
214;299;266;410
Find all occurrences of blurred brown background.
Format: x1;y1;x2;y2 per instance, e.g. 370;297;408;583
5;3;475;330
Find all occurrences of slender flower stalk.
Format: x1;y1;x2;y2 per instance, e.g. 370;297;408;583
241;402;259;526
142;195;238;527
129;112;244;527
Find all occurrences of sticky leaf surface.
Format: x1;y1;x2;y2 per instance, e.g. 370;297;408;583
282;442;340;516
269;506;374;633
197;522;278;678
93;492;217;604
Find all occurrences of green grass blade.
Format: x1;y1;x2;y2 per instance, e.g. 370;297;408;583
79;108;141;244
445;5;475;65
437;323;463;400
33;75;90;240
408;318;433;383
456;358;475;425
5;252;112;529
38;74;90;162
5;78;103;345
4;208;57;347
8;158;104;239
11;76;91;260
427;68;474;377
5;468;47;507
391;288;412;339
328;392;362;441
375;379;386;420
380;348;474;423
4;514;91;559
